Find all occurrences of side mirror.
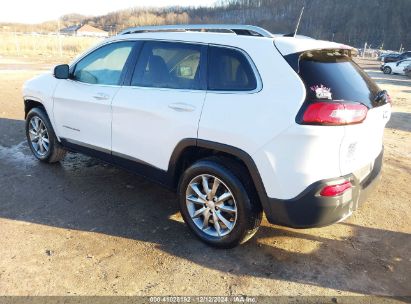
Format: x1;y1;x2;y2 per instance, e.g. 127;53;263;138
53;64;69;79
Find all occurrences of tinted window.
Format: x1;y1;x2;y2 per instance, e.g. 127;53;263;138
400;60;411;65
131;41;203;90
73;41;134;85
208;46;257;91
297;50;382;108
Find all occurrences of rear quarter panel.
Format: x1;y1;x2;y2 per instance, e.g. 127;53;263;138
340;104;391;176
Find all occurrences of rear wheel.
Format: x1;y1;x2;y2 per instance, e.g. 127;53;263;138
26;107;66;163
178;160;262;248
383;66;392;74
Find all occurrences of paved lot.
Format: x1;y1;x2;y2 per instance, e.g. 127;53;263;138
0;57;410;298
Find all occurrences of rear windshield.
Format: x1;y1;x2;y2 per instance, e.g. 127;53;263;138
287;50;383;108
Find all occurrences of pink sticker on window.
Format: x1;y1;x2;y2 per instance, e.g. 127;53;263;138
310;85;332;100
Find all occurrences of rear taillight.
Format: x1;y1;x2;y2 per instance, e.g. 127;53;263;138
320;181;352;197
301;102;368;125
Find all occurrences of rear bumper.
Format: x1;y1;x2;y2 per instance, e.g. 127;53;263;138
264;149;383;228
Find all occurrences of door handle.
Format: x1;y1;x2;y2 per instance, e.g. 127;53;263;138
168;103;196;112
93;93;110;101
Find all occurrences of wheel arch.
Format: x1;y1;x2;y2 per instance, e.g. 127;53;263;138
24;98;45;119
383;66;392;74
24;97;62;144
168;139;270;211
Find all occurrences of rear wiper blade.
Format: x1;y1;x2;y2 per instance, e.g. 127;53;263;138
374;90;388;104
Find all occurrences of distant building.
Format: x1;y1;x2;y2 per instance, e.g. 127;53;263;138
60;24;108;37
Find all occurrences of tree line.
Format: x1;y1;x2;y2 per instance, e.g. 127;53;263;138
1;0;409;50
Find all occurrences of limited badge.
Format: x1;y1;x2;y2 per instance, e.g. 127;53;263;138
310;85;332;100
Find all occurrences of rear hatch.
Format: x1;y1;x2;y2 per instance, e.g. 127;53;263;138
284;48;391;177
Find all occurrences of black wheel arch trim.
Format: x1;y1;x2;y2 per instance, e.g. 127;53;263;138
24;97;45;118
168;138;271;211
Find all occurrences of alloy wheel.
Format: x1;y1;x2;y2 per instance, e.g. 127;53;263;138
28;116;50;156
185;174;237;237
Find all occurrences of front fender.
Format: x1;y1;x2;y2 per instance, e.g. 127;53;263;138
23;72;59;134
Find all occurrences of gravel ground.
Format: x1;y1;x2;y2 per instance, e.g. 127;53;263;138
0;56;410;300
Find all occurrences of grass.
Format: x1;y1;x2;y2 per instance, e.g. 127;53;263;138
0;33;103;58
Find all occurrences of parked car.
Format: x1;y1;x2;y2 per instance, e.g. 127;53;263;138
383;51;411;63
22;25;391;247
378;52;399;61
381;59;411;75
404;64;411;78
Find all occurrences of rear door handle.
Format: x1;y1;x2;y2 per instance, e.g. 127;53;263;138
168;103;196;112
93;93;110;101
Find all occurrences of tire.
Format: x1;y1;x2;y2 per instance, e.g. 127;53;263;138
383;66;392;74
25;107;66;163
178;159;262;248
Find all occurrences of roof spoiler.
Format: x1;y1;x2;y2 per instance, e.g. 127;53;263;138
284;48;359;73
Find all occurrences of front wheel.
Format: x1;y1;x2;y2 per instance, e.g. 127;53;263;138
178;160;262;248
26;107;66;163
383;66;392;74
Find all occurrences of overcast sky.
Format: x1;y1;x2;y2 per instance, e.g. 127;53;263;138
0;0;216;24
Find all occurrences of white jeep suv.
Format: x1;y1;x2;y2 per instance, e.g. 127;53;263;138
23;25;391;247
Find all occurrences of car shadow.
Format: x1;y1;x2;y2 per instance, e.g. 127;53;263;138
0;117;410;297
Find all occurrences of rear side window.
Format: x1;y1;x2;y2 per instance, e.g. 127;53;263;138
295;50;382;108
208;46;257;91
131;41;203;90
399;60;411;67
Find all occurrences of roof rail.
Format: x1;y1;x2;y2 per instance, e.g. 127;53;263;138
119;24;274;38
